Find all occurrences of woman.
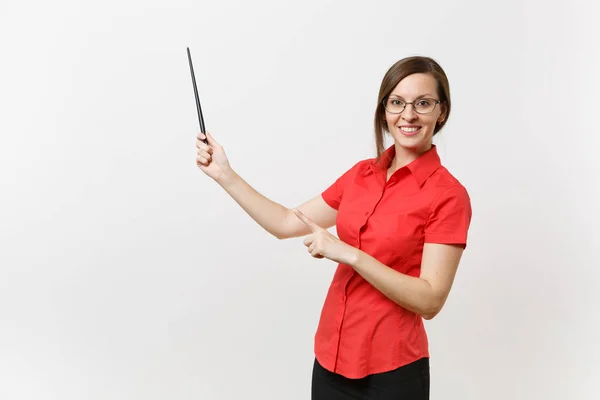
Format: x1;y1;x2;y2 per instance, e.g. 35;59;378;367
195;56;472;399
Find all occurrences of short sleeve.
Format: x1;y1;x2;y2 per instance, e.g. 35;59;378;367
321;161;364;210
424;184;472;248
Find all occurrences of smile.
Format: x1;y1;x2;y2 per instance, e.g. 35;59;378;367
399;126;421;135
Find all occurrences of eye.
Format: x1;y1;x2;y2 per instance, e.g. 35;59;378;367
416;99;432;106
390;99;404;106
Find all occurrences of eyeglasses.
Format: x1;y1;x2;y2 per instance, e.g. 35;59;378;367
383;97;441;114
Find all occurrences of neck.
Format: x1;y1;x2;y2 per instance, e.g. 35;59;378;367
389;142;432;172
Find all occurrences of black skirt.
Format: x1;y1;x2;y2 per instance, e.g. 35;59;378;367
311;357;430;400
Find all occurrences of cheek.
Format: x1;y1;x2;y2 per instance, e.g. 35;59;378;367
384;114;397;129
423;117;439;131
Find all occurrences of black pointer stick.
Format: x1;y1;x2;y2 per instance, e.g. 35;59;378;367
187;47;208;144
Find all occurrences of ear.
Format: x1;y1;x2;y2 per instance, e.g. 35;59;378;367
438;103;448;124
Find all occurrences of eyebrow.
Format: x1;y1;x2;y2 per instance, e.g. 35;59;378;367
388;94;435;99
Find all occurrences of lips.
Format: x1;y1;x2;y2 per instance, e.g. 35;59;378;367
399;126;421;136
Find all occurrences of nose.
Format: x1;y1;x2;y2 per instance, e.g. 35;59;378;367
402;104;418;121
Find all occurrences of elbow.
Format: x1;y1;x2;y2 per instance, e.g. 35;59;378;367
421;310;439;320
274;232;289;240
273;210;299;240
420;298;445;320
274;231;297;240
273;226;305;240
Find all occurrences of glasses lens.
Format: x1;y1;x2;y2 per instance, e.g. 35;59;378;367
414;99;436;114
385;98;405;113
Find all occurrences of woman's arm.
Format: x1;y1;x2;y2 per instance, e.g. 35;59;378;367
197;131;337;240
349;243;464;319
293;210;465;320
218;171;337;240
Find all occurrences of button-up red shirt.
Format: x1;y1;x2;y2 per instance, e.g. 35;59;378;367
315;144;472;379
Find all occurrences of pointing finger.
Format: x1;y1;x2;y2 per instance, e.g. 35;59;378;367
293;209;319;232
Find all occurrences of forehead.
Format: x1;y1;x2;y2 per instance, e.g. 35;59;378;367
389;73;438;98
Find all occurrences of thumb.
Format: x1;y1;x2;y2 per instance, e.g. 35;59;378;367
293;209;319;232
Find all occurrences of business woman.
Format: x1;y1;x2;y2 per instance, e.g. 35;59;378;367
195;56;472;399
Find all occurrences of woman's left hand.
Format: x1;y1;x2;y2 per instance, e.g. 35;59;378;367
293;209;358;266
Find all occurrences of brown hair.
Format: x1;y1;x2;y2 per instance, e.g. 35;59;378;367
374;56;451;160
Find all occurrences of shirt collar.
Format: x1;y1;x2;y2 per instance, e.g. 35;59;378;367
368;144;442;187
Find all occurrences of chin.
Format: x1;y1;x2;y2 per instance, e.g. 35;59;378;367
393;132;432;151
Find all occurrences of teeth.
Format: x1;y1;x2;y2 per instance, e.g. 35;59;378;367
400;126;420;132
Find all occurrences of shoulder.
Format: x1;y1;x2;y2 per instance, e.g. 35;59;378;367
349;157;377;173
330;157;377;181
422;167;472;245
424;166;471;211
321;157;376;208
427;166;469;194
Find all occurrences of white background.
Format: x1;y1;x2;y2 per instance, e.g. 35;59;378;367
1;0;598;399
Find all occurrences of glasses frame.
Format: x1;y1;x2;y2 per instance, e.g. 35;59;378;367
382;97;441;115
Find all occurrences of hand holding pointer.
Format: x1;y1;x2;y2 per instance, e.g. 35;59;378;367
196;131;234;183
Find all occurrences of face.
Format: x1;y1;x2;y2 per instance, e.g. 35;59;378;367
384;73;446;153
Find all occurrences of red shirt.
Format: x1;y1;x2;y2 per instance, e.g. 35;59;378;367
316;144;472;379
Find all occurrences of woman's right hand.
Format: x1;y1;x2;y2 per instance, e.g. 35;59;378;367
196;131;234;183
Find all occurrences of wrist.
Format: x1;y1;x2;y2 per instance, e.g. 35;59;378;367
215;167;238;187
344;246;362;267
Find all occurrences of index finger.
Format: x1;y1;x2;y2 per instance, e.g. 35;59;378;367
293;209;319;231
